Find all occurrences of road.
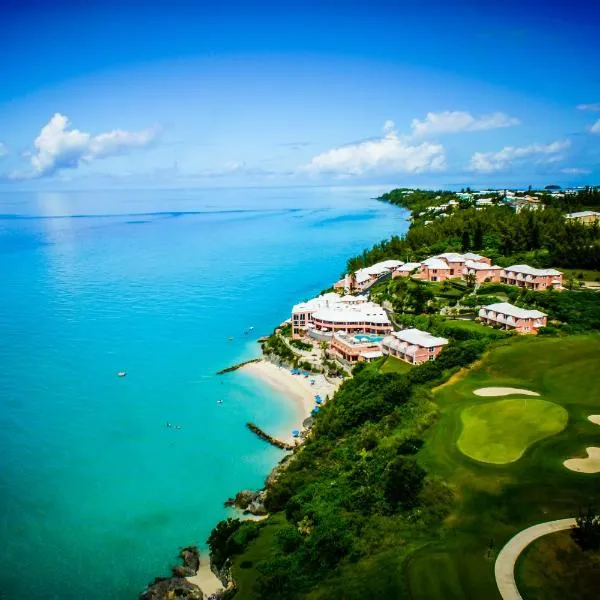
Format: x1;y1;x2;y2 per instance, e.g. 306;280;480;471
494;518;576;599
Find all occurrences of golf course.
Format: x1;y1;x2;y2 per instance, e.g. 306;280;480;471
407;334;600;600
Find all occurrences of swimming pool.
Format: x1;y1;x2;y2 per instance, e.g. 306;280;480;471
354;334;384;343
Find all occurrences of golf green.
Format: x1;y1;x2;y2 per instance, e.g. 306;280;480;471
457;399;568;464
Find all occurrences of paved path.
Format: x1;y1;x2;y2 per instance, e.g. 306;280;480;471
495;518;576;599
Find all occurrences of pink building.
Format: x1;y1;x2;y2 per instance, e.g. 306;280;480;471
419;257;452;282
392;262;422;278
478;302;547;334
434;252;491;276
382;328;448;364
328;334;384;364
463;260;502;283
500;265;563;291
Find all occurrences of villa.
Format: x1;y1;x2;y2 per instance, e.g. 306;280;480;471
334;259;404;292
565;211;600;225
419;257;452;282
328;333;384;364
500;264;563;291
433;252;492;277
392;262;422;278
478;302;547;334
382;328;448;364
463;260;503;283
292;293;392;340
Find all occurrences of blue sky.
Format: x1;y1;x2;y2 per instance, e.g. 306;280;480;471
0;0;599;190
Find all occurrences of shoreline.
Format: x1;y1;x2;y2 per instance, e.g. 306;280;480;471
240;359;340;444
185;553;223;597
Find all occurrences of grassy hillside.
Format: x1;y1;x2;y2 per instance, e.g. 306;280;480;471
210;335;600;599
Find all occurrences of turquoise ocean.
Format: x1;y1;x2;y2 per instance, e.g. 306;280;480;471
0;187;407;599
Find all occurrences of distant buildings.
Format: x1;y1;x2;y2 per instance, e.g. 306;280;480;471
565;211;600;225
334;259;404;293
478;302;547;334
382;328;448;364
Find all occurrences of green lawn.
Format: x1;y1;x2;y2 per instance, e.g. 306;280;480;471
407;335;600;600
457;399;568;463
379;355;412;374
561;268;600;282
516;529;600;600
441;319;503;337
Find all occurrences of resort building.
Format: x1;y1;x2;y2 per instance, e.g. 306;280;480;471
478;302;547;334
328;333;384;364
334;259;404;292
418;257;452;282
500;264;563;291
433;252;492;276
381;328;448;364
462;260;502;283
393;262;422;278
565;211;600;225
291;293;392;340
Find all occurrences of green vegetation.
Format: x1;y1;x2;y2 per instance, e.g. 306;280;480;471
379;355;412;374
350;191;600;272
290;339;313;351
516;529;600;600
572;507;600;551
457;398;568;464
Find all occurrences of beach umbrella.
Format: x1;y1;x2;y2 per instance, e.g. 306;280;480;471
292;430;300;438
311;406;320;415
315;397;322;404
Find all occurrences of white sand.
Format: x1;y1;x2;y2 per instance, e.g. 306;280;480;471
241;360;340;442
563;447;600;474
588;415;600;426
473;387;540;397
186;557;223;598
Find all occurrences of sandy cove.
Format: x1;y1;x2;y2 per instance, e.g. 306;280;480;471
241;360;340;443
186;555;223;598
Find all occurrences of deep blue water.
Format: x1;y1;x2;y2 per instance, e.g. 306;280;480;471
0;187;407;599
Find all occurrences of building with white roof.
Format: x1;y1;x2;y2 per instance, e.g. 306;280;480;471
328;333;384;364
478;302;547;334
392;262;422;278
463;260;503;283
565;211;600;224
500;264;563;291
382;328;449;364
334;259;404;292
291;292;391;340
419;257;452;282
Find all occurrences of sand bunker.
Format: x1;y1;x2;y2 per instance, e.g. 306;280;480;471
473;387;540;397
564;447;600;474
588;415;600;426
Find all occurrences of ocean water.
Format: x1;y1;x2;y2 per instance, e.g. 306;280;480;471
0;187;407;599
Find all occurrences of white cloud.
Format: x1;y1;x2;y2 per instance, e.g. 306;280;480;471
577;103;600;111
411;111;520;137
560;167;591;175
469;140;571;172
590;119;600;134
0;142;7;158
27;113;156;177
301;123;446;176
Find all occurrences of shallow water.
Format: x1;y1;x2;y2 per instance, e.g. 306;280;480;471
0;186;407;599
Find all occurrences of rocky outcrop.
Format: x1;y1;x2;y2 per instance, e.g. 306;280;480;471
140;547;203;599
140;577;203;600
224;489;267;516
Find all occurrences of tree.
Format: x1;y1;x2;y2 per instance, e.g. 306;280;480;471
465;272;477;288
571;506;600;551
473;222;484;250
461;230;471;251
384;456;426;510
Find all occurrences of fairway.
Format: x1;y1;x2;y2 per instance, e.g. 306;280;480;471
457;398;568;464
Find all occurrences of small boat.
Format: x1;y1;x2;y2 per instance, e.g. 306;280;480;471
217;399;223;404
117;371;127;377
228;337;234;341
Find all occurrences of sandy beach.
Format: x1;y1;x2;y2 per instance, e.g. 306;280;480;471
186;556;223;598
241;360;340;442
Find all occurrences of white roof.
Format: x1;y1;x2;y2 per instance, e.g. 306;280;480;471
292;292;342;314
360;350;384;359
396;262;422;272
435;252;466;262
464;260;502;271
481;302;547;319
565;211;600;219
463;252;486;261
312;301;390;325
354;270;373;283
375;259;404;269
339;294;365;303
503;264;562;277
388;328;448;348
422;257;451;270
